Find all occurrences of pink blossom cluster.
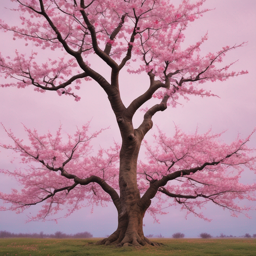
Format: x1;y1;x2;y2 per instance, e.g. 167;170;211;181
0;124;119;220
0;0;247;106
137;127;256;220
0;124;255;221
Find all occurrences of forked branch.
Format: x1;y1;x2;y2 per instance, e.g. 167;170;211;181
140;140;250;209
79;0;118;70
137;94;169;137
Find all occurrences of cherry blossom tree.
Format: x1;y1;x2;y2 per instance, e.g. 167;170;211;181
0;0;256;246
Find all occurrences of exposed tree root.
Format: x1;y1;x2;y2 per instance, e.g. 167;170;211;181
96;230;163;247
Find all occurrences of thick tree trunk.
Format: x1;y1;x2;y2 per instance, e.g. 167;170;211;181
97;205;156;246
97;128;156;246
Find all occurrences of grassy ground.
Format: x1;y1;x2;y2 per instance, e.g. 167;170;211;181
0;238;256;256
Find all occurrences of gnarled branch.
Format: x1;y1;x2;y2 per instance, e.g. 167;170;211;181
137;94;169;137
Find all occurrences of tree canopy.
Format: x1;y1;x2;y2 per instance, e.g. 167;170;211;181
0;0;255;246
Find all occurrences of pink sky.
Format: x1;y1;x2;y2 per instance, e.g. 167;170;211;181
0;0;256;238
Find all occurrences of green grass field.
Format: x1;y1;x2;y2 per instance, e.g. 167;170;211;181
0;238;256;256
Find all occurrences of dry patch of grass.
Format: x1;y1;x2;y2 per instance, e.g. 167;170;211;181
7;242;38;251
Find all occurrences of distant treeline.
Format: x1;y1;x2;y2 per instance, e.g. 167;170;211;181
0;230;93;238
145;232;256;239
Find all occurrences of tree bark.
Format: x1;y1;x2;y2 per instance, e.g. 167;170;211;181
96;127;156;246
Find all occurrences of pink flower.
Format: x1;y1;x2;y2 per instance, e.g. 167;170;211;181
107;39;114;45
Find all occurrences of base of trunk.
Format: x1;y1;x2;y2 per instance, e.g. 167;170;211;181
96;230;162;247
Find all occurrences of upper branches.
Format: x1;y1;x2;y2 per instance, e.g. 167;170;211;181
79;0;119;69
0;51;87;101
0;1;248;120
